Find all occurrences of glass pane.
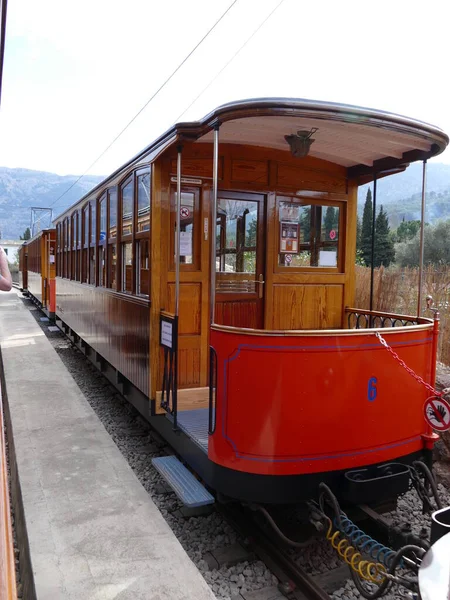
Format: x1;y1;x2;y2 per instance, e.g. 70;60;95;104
178;191;194;264
84;207;89;246
98;246;105;286
137;173;150;232
90;201;96;244
108;244;117;289
278;200;339;267
122;181;133;236
136;239;149;295
216;199;258;293
89;247;96;283
109;189;117;238
122;242;132;292
99;196;107;242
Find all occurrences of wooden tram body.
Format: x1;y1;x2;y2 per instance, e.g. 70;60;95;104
18;244;27;292
49;99;448;504
23;229;56;319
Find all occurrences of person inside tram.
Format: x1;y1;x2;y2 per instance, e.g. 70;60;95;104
0;247;13;291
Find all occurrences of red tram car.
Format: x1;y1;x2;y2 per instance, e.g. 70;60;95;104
49;98;448;505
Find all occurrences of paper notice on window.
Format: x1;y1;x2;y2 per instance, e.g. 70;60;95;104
180;231;192;256
319;250;337;267
49;255;55;264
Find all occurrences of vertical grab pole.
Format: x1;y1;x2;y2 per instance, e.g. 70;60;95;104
173;145;182;429
369;174;377;320
417;159;427;317
175;145;182;318
210;124;220;325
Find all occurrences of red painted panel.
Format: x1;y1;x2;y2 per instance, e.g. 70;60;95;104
209;327;436;476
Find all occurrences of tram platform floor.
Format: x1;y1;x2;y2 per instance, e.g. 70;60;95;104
0;290;216;600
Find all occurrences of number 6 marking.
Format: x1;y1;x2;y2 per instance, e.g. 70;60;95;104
368;377;377;402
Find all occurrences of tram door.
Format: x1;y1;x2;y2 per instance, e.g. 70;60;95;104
215;192;265;329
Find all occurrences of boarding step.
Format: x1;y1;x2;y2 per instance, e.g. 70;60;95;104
151;455;214;508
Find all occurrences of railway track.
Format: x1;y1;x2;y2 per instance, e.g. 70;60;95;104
218;503;345;600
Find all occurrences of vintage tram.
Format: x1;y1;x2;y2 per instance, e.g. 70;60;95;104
47;98;448;505
21;229;56;319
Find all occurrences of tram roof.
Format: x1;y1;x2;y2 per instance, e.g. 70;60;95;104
55;98;449;220
189;98;449;177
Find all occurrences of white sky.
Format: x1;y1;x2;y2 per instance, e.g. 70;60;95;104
1;0;450;178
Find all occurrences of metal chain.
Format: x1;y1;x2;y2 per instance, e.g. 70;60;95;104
374;332;441;396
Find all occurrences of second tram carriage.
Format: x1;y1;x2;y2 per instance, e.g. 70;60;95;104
22;229;56;319
35;98;449;505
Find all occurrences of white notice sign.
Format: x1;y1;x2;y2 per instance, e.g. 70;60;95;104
161;321;173;349
319;250;337;267
180;231;192;257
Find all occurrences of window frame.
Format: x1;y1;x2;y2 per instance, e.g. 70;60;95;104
274;195;345;273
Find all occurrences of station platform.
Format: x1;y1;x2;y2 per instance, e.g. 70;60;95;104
0;290;216;600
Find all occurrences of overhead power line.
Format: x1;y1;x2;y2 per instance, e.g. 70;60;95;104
173;0;287;124
47;0;240;213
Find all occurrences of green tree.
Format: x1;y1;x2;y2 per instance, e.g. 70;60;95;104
360;188;373;265
324;206;338;239
395;218;421;243
356;214;362;253
374;205;395;267
20;227;31;240
396;220;450;267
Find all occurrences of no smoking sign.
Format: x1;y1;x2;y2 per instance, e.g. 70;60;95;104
423;396;450;432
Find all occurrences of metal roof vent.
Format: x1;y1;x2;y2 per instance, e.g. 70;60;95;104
284;127;318;158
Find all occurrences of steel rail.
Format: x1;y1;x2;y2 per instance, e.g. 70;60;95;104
218;503;331;600
0;383;17;598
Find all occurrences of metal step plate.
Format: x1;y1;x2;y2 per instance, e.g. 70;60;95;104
151;455;214;508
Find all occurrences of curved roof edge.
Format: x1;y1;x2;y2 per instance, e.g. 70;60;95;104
54;97;449;221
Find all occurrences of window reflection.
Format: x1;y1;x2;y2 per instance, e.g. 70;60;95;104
278;200;340;267
137;173;150;232
122;181;133;236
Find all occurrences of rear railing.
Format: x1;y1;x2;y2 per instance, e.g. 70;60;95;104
345;307;432;330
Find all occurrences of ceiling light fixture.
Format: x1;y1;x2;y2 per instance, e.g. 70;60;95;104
285;127;318;158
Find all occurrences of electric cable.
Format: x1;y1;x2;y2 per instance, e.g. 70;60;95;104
44;0;240;214
173;0;286;124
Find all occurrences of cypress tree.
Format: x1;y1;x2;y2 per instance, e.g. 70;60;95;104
374;205;395;267
360;188;373;265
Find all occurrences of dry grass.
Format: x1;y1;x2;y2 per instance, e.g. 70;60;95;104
355;265;450;365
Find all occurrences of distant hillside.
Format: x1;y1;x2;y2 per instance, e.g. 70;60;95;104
358;162;450;228
0;167;104;239
1;162;450;240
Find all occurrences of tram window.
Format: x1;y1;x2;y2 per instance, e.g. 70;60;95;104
136;239;149;296
178;192;194;264
122;180;133;236
108;189;117;238
71;214;76;280
75;211;80;281
89;247;96;284
99;196;106;242
122;242;132;293
98;195;106;286
108;244;117;290
82;205;89;283
98;246;106;286
137;173;150;232
216;198;258;279
277;200;340;268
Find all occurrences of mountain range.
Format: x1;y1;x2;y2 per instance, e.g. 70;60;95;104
1;162;450;239
0;167;103;239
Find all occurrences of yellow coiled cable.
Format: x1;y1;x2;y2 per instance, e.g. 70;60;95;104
326;519;386;584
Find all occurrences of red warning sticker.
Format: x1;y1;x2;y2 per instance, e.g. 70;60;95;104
423;396;450;432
